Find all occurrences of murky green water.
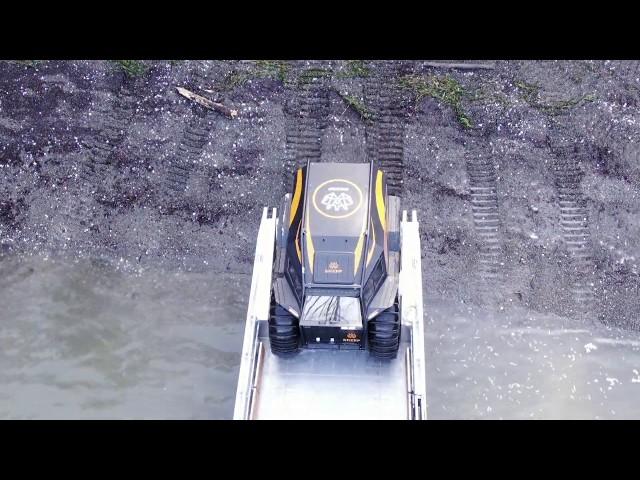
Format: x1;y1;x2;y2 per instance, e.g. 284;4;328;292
0;255;249;419
1;255;639;419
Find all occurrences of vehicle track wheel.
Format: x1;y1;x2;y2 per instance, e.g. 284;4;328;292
268;296;300;356
368;298;401;359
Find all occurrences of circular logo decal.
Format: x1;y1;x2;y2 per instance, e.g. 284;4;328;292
312;179;363;219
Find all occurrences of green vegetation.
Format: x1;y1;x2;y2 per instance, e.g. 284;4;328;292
337;92;372;120
399;74;473;128
111;60;148;77
337;60;370;78
13;60;45;68
222;71;251;90
221;60;290;90
468;85;511;108
515;80;541;104
539;93;597;114
220;61;363;91
297;67;332;86
255;60;290;82
515;80;596;115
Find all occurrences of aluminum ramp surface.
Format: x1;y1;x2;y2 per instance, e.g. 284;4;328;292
233;207;426;420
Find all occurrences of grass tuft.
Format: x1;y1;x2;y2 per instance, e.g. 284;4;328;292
221;60;290;90
337;91;372;120
337;60;370;78
399;74;473;128
515;80;596;115
111;60;148;77
255;60;290;82
222;71;251;89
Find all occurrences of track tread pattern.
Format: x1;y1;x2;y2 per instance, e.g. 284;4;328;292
368;298;401;359
162;62;225;209
53;83;136;245
364;64;406;196
283;62;330;181
466;152;505;291
550;144;596;311
269;298;300;356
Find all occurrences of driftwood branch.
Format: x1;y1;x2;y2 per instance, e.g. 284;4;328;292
421;62;496;70
175;87;238;118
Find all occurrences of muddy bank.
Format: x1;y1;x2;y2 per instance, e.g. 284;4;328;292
1;60;639;328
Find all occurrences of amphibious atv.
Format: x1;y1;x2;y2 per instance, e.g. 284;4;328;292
270;161;402;358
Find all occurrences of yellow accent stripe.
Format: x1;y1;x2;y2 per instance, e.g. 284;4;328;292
353;208;367;275
295;222;302;263
376;170;386;232
289;168;303;226
353;234;364;275
305;207;314;273
366;219;376;267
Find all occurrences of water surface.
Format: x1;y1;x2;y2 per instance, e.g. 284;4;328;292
1;255;639;419
0;255;248;419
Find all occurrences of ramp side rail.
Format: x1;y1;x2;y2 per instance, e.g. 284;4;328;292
400;210;427;420
233;207;277;420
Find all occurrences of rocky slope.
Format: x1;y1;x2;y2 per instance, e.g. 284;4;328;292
1;60;638;328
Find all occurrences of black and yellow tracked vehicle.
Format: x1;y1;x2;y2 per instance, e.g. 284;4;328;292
271;161;402;358
234;161;426;419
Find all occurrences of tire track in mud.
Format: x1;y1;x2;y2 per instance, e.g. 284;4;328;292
282;63;331;180
363;64;406;196
162;63;222;211
152;62;233;270
465;149;505;298
364;63;505;303
515;60;622;317
164;112;217;203
281;60;405;191
517;60;597;105
584;106;640;184
51;79;137;250
549;143;596;314
606;60;640;106
579;104;640;326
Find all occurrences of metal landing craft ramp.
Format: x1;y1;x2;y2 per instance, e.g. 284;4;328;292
233;207;426;420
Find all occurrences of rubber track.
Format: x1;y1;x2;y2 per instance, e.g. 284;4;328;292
367;298;401;359
269;297;300;355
